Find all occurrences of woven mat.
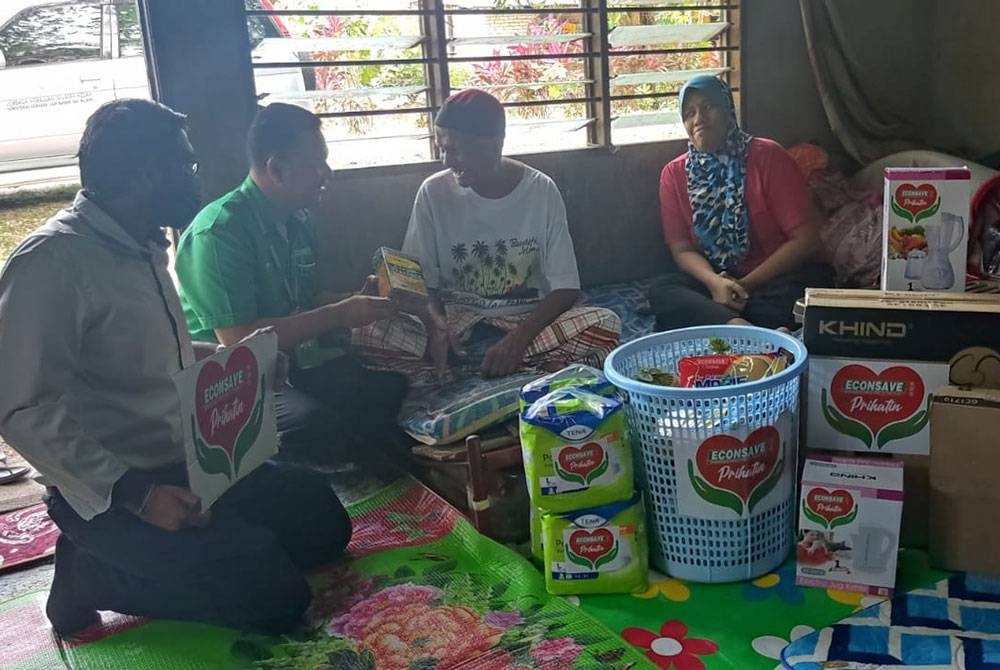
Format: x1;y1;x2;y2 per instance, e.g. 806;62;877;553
0;477;651;670
0;504;58;574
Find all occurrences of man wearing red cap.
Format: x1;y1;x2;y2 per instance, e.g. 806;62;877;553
355;90;620;380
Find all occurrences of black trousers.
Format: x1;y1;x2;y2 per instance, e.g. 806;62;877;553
648;263;834;331
46;461;351;634
274;355;410;466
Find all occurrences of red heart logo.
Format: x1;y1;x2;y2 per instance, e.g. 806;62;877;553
695;426;781;505
894;183;938;219
567;529;616;568
555;442;608;485
805;487;855;526
830;365;924;435
194;346;259;458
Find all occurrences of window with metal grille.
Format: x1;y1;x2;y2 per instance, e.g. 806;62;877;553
245;0;739;169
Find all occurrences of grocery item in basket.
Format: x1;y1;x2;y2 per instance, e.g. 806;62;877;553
519;364;615;410
634;367;677;386
543;493;649;595
677;351;793;388
520;387;632;513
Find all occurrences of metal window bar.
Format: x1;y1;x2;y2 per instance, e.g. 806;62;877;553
245;1;739;161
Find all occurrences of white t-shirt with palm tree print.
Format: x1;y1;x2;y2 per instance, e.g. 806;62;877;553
402;164;581;315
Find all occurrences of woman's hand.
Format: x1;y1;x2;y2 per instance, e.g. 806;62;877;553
710;273;749;311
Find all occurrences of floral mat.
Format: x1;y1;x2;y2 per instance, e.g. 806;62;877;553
0;503;58;574
576;548;946;670
0;477;652;670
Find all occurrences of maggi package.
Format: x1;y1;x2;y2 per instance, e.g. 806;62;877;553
677;352;791;388
520;387;633;513
542;493;649;595
519;364;615;411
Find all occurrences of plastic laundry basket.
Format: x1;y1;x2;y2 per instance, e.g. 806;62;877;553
604;325;808;583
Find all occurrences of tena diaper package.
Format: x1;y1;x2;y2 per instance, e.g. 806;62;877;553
542;492;649;595
520;387;633;513
519;364;615;411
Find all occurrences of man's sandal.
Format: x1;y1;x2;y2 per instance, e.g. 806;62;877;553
0;464;30;485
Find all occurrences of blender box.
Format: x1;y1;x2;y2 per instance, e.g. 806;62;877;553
803;289;1000;455
796;455;903;597
929;384;1000;575
881;167;970;293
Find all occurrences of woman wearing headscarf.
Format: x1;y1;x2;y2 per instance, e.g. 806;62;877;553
648;75;831;331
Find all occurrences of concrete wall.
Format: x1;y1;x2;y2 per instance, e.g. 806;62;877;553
140;0;256;201
741;0;836;153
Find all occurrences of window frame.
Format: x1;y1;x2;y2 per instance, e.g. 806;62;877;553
245;0;741;170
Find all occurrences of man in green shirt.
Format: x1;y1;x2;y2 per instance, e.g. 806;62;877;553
175;103;408;466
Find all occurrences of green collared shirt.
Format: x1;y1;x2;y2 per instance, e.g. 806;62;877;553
176;177;343;366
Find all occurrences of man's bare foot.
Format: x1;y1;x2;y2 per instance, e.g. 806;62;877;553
776;326;791;334
726;317;753;326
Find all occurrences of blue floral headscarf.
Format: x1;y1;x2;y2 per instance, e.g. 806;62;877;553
682;76;752;272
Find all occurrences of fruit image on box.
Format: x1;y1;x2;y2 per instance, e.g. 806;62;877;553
881;167;970;293
520;387;633;513
803;289;1000;455
542;492;649;595
796;456;903;597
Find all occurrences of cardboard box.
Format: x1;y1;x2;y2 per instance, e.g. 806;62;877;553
803;289;1000;455
899;454;929;548
882;167;970;293
796;455;903;597
929;385;1000;575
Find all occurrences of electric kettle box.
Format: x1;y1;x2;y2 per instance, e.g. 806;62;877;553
796;455;903;596
929;385;1000;575
881;167;970;293
803;289;1000;456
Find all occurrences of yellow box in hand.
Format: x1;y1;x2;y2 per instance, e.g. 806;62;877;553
372;247;428;308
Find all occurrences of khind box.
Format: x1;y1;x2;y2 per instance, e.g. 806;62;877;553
929;380;1000;575
882;167;970;293
796;455;903;597
804;289;1000;455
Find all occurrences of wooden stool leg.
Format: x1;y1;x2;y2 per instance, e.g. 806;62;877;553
465;434;492;537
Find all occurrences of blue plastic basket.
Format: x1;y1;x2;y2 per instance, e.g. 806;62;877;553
604;325;808;583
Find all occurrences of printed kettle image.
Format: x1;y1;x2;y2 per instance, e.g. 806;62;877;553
796;456;903;597
851;525;896;573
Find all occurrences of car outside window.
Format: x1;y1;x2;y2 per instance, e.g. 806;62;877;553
0;2;102;67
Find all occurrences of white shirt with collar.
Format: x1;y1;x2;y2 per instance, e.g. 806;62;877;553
0;191;195;520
